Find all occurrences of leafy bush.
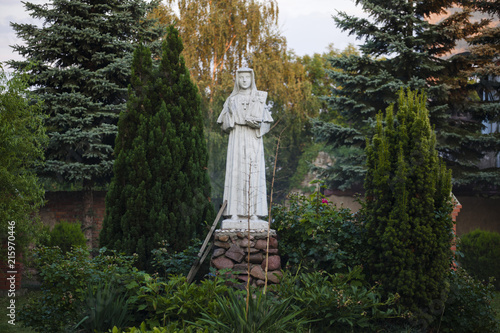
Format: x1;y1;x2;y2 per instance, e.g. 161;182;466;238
272;191;366;273
436;267;499;333
275;266;403;332
19;246;143;332
458;229;500;290
150;239;203;278
130;272;234;328
193;289;309;333
40;220;87;252
113;322;207;332
74;280;132;332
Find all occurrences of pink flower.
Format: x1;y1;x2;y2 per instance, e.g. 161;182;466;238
321;198;328;204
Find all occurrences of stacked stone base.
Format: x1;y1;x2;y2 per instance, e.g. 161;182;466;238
211;229;282;287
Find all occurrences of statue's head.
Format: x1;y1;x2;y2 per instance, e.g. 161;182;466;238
233;67;256;96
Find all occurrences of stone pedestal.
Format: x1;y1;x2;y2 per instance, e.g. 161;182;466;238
211;229;282;286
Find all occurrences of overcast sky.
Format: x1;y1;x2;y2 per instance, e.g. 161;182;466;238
0;0;366;67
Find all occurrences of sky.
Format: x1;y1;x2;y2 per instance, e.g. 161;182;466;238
0;0;366;67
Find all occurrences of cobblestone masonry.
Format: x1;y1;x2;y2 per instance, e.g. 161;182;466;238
211;230;282;287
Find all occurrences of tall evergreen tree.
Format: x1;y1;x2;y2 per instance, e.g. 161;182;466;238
313;0;489;192
364;89;453;323
9;0;163;244
100;26;214;271
456;0;500;192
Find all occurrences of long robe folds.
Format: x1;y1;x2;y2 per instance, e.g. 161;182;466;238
217;69;273;221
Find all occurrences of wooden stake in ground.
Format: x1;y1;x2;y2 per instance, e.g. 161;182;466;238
263;126;286;294
245;163;252;319
186;200;227;284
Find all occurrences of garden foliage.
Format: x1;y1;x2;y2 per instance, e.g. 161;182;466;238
193;289;309;333
99;26;214;271
150;239;203;278
275;266;404;332
19;246;143;332
272;190;366;273
438;268;499;333
129;273;233;328
75;280;132;332
364;89;453;319
40;220;87;253
459;229;500;290
0;66;46;250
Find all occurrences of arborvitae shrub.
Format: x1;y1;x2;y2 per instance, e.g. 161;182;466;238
99;26;214;271
364;89;453;322
41;221;87;253
459;229;500;290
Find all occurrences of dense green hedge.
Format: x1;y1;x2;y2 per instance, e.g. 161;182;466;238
459;229;500;290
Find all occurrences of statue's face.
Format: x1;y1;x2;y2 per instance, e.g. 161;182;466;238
238;72;252;90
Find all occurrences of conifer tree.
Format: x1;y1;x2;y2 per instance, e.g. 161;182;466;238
9;0;163;186
313;0;489;192
100;26;214;271
9;0;164;244
456;0;500;191
364;89;453;322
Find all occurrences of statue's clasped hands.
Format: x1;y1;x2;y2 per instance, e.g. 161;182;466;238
245;117;262;129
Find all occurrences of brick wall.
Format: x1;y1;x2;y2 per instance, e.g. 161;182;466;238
39;191;106;248
451;195;462;259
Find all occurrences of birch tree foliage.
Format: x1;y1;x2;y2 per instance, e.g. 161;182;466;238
152;0;318;203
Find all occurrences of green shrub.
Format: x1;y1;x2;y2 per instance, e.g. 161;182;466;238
40;220;87;253
193;289;309;333
19;246;143;332
363;90;453;320
74;280;132;332
150;239;203;278
459;229;500;290
436;267;499;333
113;322;207;332
275;266;404;332
130;272;234;328
272;191;366;273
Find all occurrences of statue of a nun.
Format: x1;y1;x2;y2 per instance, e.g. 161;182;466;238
217;67;273;229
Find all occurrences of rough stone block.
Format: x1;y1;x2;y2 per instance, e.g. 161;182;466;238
237;274;251;283
255;279;266;287
217;235;229;242
248;253;264;263
225;244;245;262
212;256;234;270
254;239;267;250
250;265;265;280
261;255;281;271
214;241;231;249
239;238;255;248
233;263;249;272
268;270;283;284
244;247;260;253
269;236;278;249
212;248;226;258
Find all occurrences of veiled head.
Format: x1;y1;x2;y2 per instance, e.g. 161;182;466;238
231;67;257;97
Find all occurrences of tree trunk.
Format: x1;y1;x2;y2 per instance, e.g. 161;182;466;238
82;180;95;248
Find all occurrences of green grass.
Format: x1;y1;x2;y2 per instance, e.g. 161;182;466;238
0;290;39;333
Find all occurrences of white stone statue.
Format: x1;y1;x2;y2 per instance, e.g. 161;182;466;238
217;67;273;229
